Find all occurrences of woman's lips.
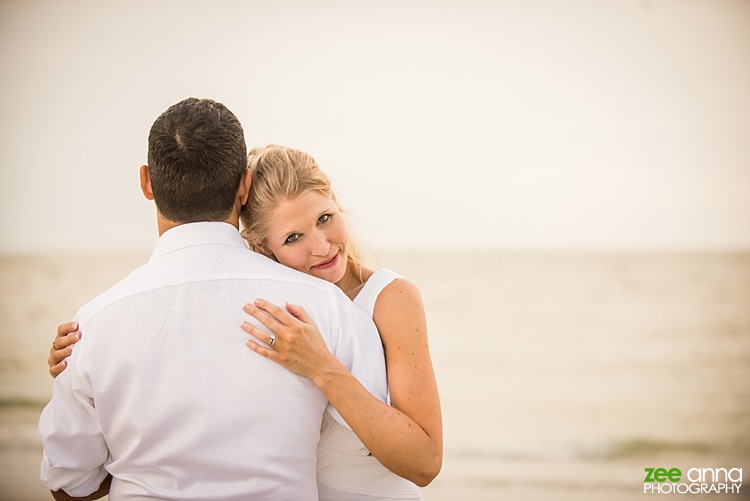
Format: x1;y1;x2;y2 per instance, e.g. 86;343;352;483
312;251;339;270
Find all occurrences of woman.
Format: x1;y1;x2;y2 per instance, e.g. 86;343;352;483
49;145;442;499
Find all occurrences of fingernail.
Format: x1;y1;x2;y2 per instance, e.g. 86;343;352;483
241;321;250;329
72;322;78;330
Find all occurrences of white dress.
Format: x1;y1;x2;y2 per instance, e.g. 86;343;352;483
317;269;424;500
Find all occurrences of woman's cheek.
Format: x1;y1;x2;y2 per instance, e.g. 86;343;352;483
277;251;307;274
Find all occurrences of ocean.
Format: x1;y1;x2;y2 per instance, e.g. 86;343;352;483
2;251;749;500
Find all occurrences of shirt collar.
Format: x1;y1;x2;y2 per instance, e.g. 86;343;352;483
149;222;248;262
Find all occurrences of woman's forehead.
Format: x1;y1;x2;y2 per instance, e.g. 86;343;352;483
268;191;336;228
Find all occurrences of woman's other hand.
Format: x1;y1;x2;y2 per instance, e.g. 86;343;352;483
48;322;80;378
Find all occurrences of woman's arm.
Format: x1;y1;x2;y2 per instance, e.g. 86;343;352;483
371;278;443;483
242;280;442;486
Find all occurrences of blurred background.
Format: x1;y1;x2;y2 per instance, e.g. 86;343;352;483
2;0;749;254
1;1;749;499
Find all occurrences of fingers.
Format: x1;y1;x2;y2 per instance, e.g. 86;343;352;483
55;322;78;341
52;330;81;352
240;319;274;346
241;320;279;358
47;344;74;378
241;300;312;359
49;360;67;378
249;299;296;326
48;343;74;363
242;303;278;337
49;323;81;379
245;338;275;358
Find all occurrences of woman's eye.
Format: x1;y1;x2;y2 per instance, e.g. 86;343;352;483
318;214;331;224
284;234;300;244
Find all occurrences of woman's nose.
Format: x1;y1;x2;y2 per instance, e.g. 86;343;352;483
310;232;330;256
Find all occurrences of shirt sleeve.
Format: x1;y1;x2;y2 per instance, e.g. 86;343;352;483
38;324;111;497
325;290;390;427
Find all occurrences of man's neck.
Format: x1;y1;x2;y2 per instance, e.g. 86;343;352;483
156;214;240;237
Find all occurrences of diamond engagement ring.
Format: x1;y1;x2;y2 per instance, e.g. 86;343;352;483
268;332;277;349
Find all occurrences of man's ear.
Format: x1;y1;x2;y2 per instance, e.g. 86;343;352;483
140;165;154;200
239;168;252;206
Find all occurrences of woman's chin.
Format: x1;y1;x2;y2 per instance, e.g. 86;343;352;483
312;267;345;284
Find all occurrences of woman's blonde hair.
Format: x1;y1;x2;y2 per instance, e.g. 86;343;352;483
240;145;363;275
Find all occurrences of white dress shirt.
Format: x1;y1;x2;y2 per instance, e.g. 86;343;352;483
39;222;388;501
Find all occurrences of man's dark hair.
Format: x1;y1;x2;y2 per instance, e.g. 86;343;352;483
147;97;247;223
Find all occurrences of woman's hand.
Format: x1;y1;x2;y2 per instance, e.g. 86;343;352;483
241;299;340;381
48;322;80;378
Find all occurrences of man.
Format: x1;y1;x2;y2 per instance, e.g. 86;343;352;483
38;98;388;500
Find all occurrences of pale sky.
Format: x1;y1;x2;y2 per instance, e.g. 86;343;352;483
1;0;749;253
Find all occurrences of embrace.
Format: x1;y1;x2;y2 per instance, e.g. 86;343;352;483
39;98;442;500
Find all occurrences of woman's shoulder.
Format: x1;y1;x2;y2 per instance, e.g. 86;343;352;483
371;271;426;345
375;273;422;308
371;270;423;315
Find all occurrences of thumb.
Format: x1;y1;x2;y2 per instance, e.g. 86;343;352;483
285;302;312;323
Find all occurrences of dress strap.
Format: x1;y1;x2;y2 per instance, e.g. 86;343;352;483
352;269;401;318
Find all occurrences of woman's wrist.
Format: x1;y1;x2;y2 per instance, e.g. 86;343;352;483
311;357;351;393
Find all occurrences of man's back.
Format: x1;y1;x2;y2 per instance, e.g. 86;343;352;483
39;222;387;500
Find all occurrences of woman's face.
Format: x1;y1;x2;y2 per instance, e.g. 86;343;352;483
264;190;349;284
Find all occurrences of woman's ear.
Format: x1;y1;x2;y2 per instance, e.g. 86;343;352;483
140;165;154;200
